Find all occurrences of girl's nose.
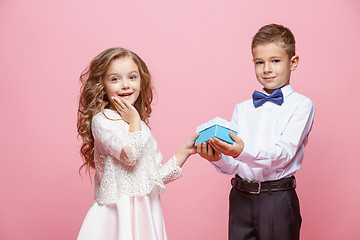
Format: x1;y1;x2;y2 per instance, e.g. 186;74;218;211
121;79;130;89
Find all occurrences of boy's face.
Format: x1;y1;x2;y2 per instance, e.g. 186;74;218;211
252;43;298;94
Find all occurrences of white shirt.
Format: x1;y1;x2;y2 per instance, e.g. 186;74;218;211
212;85;315;182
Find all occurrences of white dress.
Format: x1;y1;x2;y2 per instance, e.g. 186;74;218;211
77;109;183;240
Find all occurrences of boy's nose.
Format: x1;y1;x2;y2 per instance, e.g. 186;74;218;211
264;63;272;73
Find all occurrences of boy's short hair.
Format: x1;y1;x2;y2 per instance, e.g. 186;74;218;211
252;24;296;58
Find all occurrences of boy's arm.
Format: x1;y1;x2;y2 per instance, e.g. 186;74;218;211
197;134;245;175
197;104;244;161
203;98;315;171
234;99;315;169
197;104;243;174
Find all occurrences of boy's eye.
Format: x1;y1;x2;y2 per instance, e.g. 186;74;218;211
255;61;264;65
272;59;280;63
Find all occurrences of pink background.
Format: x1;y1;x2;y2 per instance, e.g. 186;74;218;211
1;0;360;239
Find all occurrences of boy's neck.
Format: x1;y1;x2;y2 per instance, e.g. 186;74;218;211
263;82;290;94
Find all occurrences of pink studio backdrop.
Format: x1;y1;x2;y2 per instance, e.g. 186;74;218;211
1;0;360;239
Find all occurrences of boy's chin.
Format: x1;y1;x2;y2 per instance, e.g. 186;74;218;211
263;82;290;92
263;88;277;94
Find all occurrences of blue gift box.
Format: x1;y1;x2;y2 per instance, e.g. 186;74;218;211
195;117;238;146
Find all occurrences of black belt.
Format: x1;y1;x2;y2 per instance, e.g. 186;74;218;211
231;175;296;194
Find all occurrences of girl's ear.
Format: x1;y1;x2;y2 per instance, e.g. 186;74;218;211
100;80;106;96
290;55;299;71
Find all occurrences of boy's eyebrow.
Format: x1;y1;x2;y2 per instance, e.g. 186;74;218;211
253;56;282;60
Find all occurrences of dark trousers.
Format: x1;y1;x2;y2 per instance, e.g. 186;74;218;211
229;186;302;240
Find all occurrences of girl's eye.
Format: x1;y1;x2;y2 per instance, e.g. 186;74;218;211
129;75;137;80
110;77;119;82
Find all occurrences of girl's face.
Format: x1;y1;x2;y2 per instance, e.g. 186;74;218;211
103;57;141;109
252;43;298;94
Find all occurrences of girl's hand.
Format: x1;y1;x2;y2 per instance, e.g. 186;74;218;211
175;133;199;167
112;96;141;132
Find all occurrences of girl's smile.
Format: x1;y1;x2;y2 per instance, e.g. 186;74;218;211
118;92;134;97
103;57;141;108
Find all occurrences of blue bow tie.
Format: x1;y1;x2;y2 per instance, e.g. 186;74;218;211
252;88;284;108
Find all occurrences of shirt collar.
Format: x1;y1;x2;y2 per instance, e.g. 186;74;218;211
280;84;294;98
261;84;294;98
103;109;122;120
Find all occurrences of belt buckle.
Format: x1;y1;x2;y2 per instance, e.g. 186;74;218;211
249;180;261;194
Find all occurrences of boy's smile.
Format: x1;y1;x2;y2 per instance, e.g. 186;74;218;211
252;43;298;94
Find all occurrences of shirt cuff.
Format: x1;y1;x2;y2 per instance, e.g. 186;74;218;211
161;155;183;184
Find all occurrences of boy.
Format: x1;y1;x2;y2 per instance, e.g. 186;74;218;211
197;24;315;240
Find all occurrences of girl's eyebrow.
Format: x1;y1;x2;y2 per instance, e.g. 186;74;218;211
105;73;119;79
107;71;139;76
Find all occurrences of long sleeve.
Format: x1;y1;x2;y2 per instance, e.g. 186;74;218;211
92;110;184;203
156;153;183;184
235;97;315;169
92;114;150;167
211;85;316;181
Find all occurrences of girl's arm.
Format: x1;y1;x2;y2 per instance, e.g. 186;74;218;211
112;97;147;165
175;133;198;167
92;116;149;167
159;134;198;184
92;97;149;167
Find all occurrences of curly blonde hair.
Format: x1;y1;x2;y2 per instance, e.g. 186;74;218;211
77;47;153;173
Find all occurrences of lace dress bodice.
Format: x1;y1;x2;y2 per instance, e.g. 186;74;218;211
91;109;183;205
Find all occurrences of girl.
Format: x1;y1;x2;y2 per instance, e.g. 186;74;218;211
77;47;197;240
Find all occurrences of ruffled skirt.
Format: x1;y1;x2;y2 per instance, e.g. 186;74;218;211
77;188;167;240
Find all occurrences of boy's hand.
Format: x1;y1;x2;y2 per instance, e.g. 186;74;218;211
208;131;244;158
197;142;222;162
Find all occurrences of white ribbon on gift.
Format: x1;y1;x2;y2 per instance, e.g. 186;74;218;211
196;117;237;133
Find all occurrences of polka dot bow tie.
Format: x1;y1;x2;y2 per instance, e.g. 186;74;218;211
252;88;284;108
